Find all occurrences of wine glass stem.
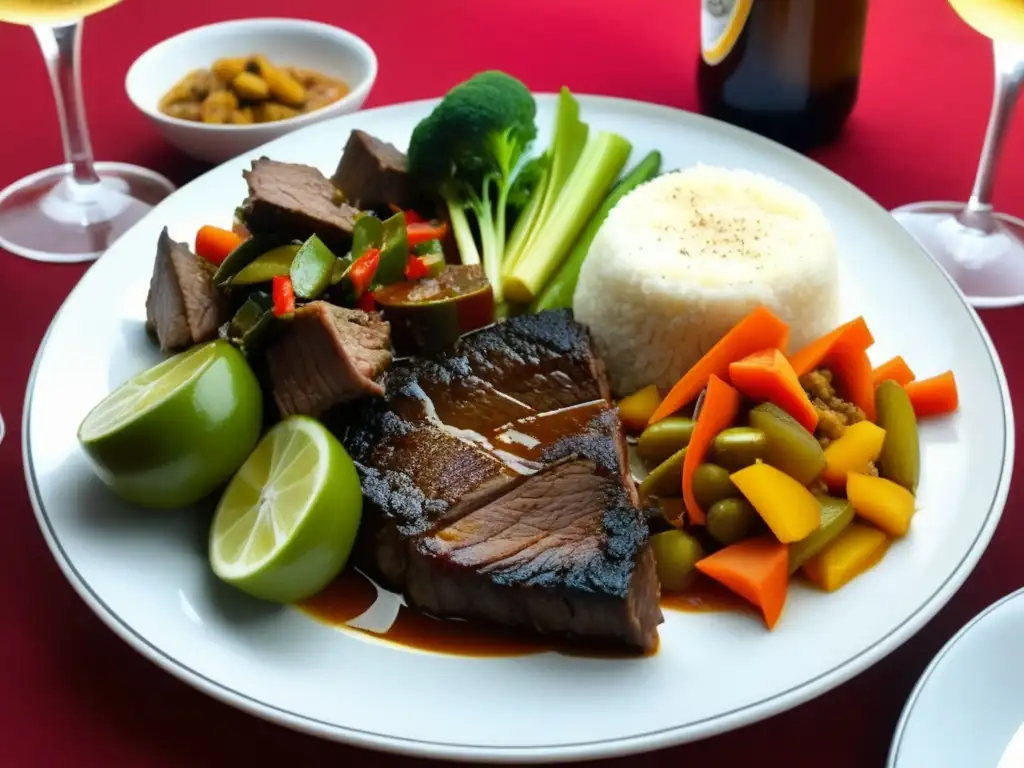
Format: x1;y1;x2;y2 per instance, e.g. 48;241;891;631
965;40;1024;216
33;20;100;186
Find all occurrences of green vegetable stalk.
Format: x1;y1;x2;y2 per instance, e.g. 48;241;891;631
531;150;661;312
407;71;538;304
503;131;632;303
504;88;588;274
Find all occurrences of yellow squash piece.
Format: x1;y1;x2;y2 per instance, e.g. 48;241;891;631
846;472;916;537
802;522;889;592
730;462;820;543
822;421;887;490
618;384;663;434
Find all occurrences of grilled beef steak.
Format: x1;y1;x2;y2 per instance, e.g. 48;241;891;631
339;310;662;651
407;411;661;650
266;302;392;417
240;158;361;254
331;129;417;210
145;227;230;352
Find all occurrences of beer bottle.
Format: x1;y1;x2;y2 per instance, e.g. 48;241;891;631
697;0;870;150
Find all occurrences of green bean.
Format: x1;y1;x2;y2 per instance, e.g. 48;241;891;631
706;497;759;546
876;380;920;493
650;530;705;592
639;447;686;498
637;417;695;467
692;463;737;510
749;403;826;485
711;427;766;471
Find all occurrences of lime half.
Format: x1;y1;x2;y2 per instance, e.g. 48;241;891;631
210;416;363;603
78;340;263;509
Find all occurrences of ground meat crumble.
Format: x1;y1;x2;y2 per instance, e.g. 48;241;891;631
801;368;878;476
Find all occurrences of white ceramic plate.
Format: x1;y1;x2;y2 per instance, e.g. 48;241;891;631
23;95;1014;762
889;587;1024;767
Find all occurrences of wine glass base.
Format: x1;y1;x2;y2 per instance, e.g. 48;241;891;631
0;162;175;263
892;201;1024;309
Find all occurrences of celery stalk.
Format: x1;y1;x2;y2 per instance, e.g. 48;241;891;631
502;131;632;304
503;88;588;273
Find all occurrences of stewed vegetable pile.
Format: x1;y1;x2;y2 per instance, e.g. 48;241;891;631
618;306;960;630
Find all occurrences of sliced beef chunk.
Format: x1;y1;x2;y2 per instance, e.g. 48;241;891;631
457;309;611;410
331;129;417;210
240;158;361;254
407;412;662;651
266;302;391;418
337;310;663;651
145;227;230;352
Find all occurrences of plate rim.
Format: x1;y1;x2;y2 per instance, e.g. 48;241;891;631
21;93;1017;763
887;585;1024;767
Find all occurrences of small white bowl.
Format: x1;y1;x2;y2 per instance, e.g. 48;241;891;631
126;18;377;164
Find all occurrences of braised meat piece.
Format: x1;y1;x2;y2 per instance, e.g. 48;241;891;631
331;129;417;210
338;310;663;652
266;302;391;417
145;227;230;352
240;158;361;254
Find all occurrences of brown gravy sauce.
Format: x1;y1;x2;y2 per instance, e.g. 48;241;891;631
304;379;746;657
298;569;747;658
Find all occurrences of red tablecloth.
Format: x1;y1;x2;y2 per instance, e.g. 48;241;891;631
1;1;1023;765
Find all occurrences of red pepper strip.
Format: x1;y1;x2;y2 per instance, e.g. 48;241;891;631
407;221;449;246
356;292;376;312
405;254;430;281
272;275;296;317
387;204;426;224
350;247;380;296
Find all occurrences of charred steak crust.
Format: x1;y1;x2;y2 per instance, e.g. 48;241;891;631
145;227;230;352
240;158;361;254
330;129;417;210
266;302;391;418
338;310;663;649
342;310;608;534
408;412;661;650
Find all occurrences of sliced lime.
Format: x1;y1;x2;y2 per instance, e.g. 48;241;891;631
78;340;263;509
210;416;362;603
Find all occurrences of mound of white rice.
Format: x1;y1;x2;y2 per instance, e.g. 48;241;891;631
573;164;840;397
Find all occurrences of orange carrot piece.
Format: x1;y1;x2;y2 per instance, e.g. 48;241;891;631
904;371;959;418
682;375;742;526
729;348;818;432
828;339;877;422
195;225;243;266
872;356;916;388
695;536;790;630
648;306;789;425
789;316;874;378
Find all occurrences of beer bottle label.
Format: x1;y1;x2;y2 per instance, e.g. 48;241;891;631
701;0;753;65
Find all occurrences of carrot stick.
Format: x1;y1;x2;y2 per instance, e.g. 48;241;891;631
195;225;244;266
695;536;789;630
872;356;916;388
904;371;959;418
828;339;877;422
648;306;789;425
729;348;818;432
681;375;742;526
789;316;874;378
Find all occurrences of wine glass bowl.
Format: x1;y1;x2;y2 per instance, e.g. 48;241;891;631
0;5;175;263
892;5;1024;308
124;18;378;164
894;202;1024;308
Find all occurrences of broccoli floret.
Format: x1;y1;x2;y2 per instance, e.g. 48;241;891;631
507;153;549;220
407;71;538;303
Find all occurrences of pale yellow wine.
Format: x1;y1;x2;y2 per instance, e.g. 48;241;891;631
0;0;123;24
948;0;1024;41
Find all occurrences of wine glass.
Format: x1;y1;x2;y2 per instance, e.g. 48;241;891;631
892;1;1024;308
0;1;175;263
